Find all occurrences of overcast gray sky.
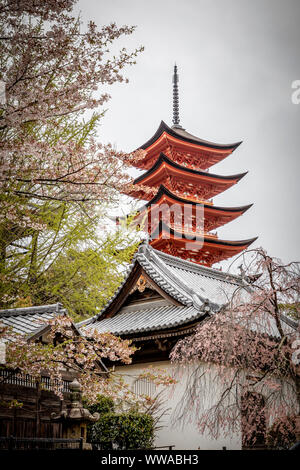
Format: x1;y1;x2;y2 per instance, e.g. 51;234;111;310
77;0;300;266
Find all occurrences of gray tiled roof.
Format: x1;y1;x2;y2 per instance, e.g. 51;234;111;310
0;303;66;337
78;244;248;335
85;303;205;336
156;250;244;305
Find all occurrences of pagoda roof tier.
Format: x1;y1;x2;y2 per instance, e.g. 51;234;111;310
128;153;247;202
149;221;257;266
134;121;242;171
139;121;241;151
131;185;252;233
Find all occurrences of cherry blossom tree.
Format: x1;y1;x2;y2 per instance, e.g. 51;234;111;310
0;313;174;407
0;0;146;225
170;248;300;448
0;1;174;424
0;0;146;313
0;0;145;207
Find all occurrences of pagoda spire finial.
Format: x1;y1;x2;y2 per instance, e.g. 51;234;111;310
172;63;182;129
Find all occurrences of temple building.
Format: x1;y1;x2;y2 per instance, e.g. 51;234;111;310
79;243;251;449
78;66;260;449
123;64;257;267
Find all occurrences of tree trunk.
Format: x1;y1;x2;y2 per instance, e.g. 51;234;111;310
295;375;300;441
28;232;38;285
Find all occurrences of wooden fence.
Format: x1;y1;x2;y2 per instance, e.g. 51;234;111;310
0;436;84;450
0;373;73;439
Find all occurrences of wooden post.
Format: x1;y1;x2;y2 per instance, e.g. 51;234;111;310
79;437;83;450
36;381;41;437
12;407;16;436
9;435;14;451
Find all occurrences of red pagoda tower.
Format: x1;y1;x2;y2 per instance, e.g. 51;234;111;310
125;65;257;267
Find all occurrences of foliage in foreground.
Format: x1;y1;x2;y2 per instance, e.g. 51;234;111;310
171;248;300;446
266;415;297;449
85;394;115;416
89;411;154;450
0;314;174;405
86;394;155;450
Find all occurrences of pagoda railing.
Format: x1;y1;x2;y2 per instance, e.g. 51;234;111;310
169;224;218;238
172;191;214;205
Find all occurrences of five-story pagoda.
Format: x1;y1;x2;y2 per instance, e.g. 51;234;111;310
124;65;257;267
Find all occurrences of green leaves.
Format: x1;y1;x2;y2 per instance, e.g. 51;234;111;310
89;411;154;450
85;394;115;415
0;176;140;317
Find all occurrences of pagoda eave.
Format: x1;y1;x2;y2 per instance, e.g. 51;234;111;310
127;153;247;201
134;153;247;185
149;224;257;266
150;238;250;266
125;185;252;233
150;221;257;247
138;121;241;152
134;137;234;171
136;185;253;214
134;121;242;171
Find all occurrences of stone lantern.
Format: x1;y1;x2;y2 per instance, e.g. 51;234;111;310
52;378;99;449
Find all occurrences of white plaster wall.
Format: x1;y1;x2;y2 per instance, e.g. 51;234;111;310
116;360;242;450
